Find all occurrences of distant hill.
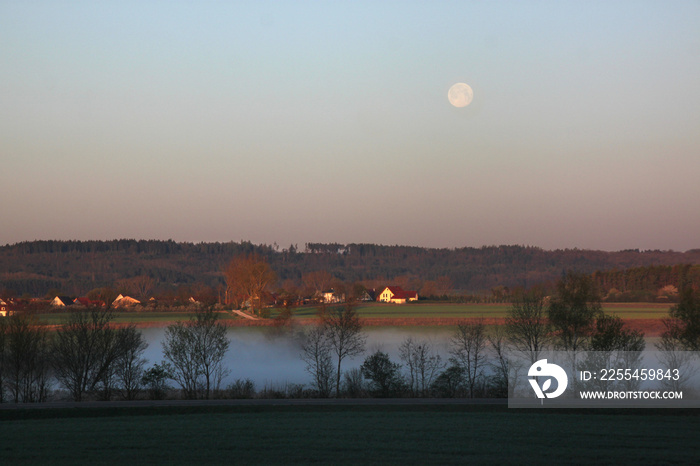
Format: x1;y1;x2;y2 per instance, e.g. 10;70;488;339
1;240;700;297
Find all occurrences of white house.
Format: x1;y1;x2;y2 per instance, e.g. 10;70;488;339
320;289;344;304
377;286;418;304
112;294;141;307
51;296;74;307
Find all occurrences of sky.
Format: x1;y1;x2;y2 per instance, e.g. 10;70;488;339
2;1;700;251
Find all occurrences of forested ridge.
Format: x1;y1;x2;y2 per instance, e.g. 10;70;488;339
1;240;700;298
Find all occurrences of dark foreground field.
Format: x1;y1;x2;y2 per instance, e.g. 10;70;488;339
1;401;699;465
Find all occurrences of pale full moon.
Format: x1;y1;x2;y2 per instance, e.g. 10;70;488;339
448;82;473;107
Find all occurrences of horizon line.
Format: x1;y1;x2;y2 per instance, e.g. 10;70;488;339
2;238;698;255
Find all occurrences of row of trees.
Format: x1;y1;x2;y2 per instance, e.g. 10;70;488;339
300;304;366;397
0;306;230;403
0;309;148;403
299;304;455;399
592;264;700;302
162;309;230;399
298;272;700;398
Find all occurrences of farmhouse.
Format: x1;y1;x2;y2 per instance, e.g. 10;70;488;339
51;296;74;307
0;299;8;317
377;286;418;304
112;294;141;307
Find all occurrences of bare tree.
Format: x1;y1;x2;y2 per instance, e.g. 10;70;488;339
436;276;453;297
450;319;487;398
655;290;699;392
196;310;230;397
487;325;514;397
163;322;199;399
86;287;118;307
548;272;602;352
52;307;122;401
399;337;444;397
579;316;645;393
324;304;366;397
547;272;603;393
420;281;437;299
224;254;276;316
660;286;700;351
115;325;148;400
506;288;551;365
52;306;149;401
163;307;230;399
119;275;157;300
5;312;52;403
302;270;333;298
656;334;698;392
300;324;336;398
0;318;6;403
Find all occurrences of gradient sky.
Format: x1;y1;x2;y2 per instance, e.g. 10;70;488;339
2;1;700;251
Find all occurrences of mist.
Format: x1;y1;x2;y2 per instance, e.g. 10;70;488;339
140;326;455;389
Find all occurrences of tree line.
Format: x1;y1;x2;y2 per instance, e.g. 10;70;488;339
592;264;700;302
3;240;700;298
0;306;230;403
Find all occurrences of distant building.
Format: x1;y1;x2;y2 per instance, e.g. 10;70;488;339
358;290;374;302
377;286;418;304
73;297;105;307
112;294;141;307
0;298;22;316
320;289;344;304
51;296;74;307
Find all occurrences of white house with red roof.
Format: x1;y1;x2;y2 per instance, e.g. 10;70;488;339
377;286;418;304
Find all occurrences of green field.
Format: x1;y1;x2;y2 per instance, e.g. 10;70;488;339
602;304;672;320
281;303;513;319
276;302;671;320
0;403;698;464
33;302;672;327
35;311;244;326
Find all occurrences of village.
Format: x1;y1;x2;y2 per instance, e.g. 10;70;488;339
0;285;419;317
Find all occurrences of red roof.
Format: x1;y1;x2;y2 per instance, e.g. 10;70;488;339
384;286;418;300
74;297;105;307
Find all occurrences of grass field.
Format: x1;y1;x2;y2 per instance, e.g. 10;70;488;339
0;403;698;464
33;302;672;328
276;303;513;319
277;302;672;320
35;311;243;326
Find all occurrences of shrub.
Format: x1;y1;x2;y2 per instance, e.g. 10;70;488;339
142;362;172;400
360;351;406;398
342;368;366;398
227;378;256;399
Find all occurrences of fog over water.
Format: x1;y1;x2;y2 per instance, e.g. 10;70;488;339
140;327;454;388
139;325;700;398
